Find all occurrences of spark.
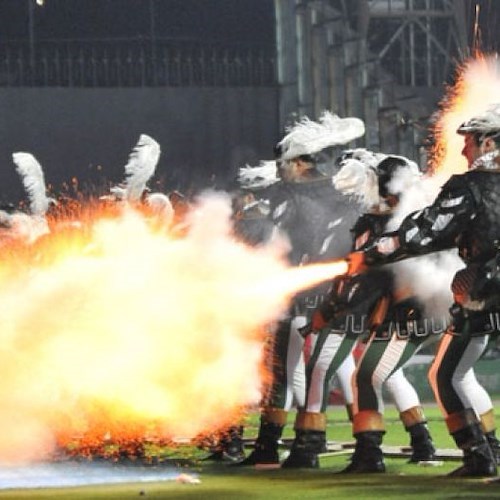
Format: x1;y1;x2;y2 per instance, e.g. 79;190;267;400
0;192;346;463
430;53;500;180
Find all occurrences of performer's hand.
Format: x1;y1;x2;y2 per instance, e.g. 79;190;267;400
347;251;367;275
311;310;327;331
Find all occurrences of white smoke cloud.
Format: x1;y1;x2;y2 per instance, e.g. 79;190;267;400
386;171;462;319
0;191;298;463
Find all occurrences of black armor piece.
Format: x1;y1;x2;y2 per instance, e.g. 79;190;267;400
316;211;396;337
371;170;500;262
330;209;442;339
320;270;392;337
267;173;360;319
373;296;432;340
269;175;359;265
451;171;500;264
366;168;500;314
448;303;500;337
233;207;277;247
351;212;392;251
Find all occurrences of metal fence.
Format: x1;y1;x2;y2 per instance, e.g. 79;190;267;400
0;38;277;88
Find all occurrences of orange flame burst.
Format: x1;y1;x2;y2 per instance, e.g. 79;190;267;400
430;53;500;179
0;192;347;463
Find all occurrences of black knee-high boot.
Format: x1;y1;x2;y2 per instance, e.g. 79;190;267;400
485;430;500;465
341;431;386;473
480;408;500;465
281;410;327;469
281;429;326;468
407;422;436;463
449;416;497;477
236;418;283;466
202;425;245;462
220;426;245;462
399;407;436;462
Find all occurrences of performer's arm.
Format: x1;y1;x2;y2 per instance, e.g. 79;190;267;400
359;175;477;266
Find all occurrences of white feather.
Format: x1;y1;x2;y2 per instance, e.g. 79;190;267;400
238;161;278;189
0;210;49;245
332;147;461;322
109;186;127;200
0;210;13;228
8;213;49;244
333;159;380;209
278;111;365;160
121;134;161;202
333;149;387;209
341;148;386;169
12;152;50;216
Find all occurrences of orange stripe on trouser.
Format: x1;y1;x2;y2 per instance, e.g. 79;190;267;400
428;331;493;420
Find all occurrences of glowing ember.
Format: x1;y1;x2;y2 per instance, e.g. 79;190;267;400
0;192;346;463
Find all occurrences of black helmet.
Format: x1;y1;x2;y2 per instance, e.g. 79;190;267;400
273;143;283;160
274;142;314;165
377;156;416;198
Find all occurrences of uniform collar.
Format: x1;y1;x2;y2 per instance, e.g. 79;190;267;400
470;150;500;170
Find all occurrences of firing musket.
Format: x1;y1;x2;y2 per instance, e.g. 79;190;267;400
296;251;372;337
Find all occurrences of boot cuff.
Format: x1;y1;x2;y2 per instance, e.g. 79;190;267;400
294;411;327;431
446;408;478;434
353;411;385;434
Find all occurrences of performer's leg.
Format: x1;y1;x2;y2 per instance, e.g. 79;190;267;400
385;336;437;462
342;334;388;473
291;315;307;409
238;318;304;466
456;335;500;463
282;331;356;468
428;332;496;477
345;333;428;473
336;350;356;422
480;406;500;464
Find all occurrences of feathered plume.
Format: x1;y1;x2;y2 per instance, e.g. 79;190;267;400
120;134;161;202
333;149;386;209
0;152;52;244
237;161;278;190
277;111;365;161
12;152;51;216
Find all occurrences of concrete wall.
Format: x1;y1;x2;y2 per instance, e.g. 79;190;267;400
0;86;279;203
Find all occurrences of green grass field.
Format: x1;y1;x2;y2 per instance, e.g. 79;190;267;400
1;406;500;499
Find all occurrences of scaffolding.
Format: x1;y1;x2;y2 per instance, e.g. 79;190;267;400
336;0;469;87
274;0;470;159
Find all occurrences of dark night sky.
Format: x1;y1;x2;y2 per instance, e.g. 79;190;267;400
0;0;276;45
0;1;499;52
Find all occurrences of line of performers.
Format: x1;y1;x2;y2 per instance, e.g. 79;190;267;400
209;106;500;479
3;106;500;478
